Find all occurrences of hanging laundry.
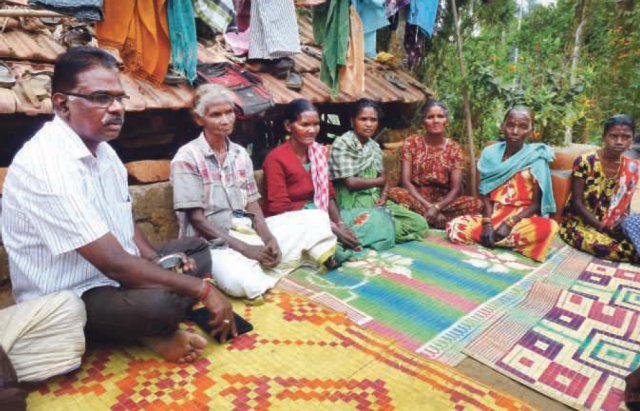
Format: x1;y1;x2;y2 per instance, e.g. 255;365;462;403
28;0;103;21
96;0;171;84
167;0;198;83
192;0;235;34
339;6;365;97
233;0;250;32
248;0;301;60
225;30;250;56
312;0;349;97
352;0;388;58
408;0;439;36
404;23;427;71
384;0;409;19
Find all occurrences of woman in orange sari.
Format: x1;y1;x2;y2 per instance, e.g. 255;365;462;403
446;107;559;262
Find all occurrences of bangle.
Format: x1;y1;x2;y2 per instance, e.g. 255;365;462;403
198;280;213;301
433;204;440;211
481;217;491;224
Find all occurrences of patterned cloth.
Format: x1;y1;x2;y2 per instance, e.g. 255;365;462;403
309;142;330;212
386;135;482;228
447;169;559;262
560;152;638;261
192;0;235;34
328;130;383;180
478;142;556;216
602;155;640;226
328;131;427;242
171;134;260;237
622;214;640;254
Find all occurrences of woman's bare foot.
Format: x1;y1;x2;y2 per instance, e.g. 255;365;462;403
139;330;208;364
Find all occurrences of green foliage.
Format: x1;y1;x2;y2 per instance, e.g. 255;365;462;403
421;0;640;147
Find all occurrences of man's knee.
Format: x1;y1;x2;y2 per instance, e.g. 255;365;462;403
51;291;87;327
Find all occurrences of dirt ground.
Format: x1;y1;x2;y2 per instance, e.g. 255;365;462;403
456;358;572;410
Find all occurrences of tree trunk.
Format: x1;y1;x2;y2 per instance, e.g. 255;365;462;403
563;0;590;145
450;0;477;196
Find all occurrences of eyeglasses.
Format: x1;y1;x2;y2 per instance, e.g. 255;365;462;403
65;92;130;108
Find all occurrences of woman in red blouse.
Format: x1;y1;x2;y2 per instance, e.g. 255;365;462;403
263;99;396;264
387;100;482;228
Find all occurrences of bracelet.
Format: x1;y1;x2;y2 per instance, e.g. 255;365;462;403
198;280;213;301
433;204;440;211
481;217;491;224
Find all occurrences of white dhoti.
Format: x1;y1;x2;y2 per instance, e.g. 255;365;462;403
0;291;86;382
209;209;337;298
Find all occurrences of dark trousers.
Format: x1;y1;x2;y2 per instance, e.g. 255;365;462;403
82;237;211;344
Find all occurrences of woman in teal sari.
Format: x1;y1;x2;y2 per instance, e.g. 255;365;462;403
329;99;428;242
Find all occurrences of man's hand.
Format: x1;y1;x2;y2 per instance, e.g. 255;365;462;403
201;285;237;343
333;223;360;250
173;252;197;273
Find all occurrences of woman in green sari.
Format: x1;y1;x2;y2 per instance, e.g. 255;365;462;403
329;99;428;242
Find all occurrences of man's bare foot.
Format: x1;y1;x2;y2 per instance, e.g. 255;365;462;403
139;330;207;364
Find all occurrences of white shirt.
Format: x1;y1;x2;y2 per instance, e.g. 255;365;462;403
2;116;139;303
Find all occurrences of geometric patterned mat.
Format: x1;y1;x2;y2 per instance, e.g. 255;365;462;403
28;290;532;410
285;232;568;365
465;252;640;410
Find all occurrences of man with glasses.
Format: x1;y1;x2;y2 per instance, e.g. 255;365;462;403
1;47;235;368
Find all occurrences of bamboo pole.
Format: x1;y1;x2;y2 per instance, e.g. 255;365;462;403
0;10;64;18
449;0;477;196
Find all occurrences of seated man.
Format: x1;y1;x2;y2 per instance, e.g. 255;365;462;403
1;47;235;364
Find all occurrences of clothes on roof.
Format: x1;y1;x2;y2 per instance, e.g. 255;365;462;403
192;0;235;34
339;6;365;97
352;0;389;58
313;0;349;97
167;0;198;83
96;0;171;84
248;0;301;59
28;0;103;21
408;0;439;36
404;23;427;71
384;0;410;18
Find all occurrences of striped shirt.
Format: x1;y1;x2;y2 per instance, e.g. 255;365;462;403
171;134;260;237
2;116;139;303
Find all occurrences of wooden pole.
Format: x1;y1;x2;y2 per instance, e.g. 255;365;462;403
0;10;64;18
449;0;477;196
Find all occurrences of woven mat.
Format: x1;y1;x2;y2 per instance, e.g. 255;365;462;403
283;232;568;365
27;290;531;411
465;251;640;410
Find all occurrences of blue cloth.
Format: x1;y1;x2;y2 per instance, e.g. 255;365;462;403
167;0;198;83
478;142;556;216
29;0;103;20
353;0;389;57
622;214;640;251
408;0;438;36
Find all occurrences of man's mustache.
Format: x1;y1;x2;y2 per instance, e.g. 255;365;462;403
101;115;124;126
